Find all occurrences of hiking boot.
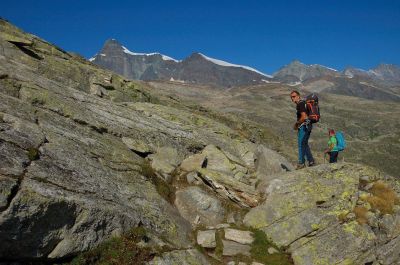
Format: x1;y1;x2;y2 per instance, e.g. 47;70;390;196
296;163;306;170
308;161;316;167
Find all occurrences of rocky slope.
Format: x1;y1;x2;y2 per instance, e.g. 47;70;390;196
1;19;400;265
90;39;271;88
147;80;400;177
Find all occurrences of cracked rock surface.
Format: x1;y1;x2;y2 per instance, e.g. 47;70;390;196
244;163;400;265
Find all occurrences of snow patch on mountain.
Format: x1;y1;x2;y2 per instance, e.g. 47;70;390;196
199;53;272;78
122;46;180;62
310;64;338;72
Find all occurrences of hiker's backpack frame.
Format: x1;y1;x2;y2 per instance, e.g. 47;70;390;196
304;93;320;123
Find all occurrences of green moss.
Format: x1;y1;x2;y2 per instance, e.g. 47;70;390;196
214;229;224;258
27;147;40;161
342;258;355;265
249;228;293;265
311;223;320;230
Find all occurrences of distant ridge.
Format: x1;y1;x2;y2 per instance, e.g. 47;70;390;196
90;39;272;88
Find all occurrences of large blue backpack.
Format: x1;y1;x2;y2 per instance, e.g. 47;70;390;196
336;131;346;151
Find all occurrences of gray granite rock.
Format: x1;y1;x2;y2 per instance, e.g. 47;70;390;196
0;176;18;210
268;247;279;254
175;186;225;227
197;230;216;248
222;240;251;256
224;228;254;244
244;163;400;265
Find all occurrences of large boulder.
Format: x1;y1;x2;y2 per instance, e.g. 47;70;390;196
178;144;263;207
175;186;225;227
148;146;182;181
254;144;294;177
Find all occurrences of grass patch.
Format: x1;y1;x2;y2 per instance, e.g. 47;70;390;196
214;229;225;258
126;83;160;104
249;229;293;265
364;181;399;214
70;227;156;265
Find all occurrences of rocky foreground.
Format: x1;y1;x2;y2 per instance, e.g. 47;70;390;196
1;19;400;265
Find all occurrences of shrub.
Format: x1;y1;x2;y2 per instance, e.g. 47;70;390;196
353;206;368;225
365;181;399;214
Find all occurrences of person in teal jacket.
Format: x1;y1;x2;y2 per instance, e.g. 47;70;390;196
324;129;339;163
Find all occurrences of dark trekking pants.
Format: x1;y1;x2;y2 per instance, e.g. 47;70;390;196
329;151;339;163
297;125;314;164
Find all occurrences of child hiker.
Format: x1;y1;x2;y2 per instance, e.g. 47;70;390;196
324;129;339;163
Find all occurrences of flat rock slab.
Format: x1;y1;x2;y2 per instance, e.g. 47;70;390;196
149;146;181;180
197;230;216;248
179;153;205;172
224;228;254;244
222;240;251;256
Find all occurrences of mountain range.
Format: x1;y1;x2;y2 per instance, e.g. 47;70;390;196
90;39;272;88
90;39;400;101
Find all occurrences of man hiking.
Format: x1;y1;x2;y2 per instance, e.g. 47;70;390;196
290;90;315;169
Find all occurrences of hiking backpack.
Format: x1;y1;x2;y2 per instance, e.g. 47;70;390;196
304;93;320;123
335;131;346;151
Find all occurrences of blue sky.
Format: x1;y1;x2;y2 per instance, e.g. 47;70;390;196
2;0;400;74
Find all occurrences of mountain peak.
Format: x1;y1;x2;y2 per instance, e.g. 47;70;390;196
289;60;305;66
370;63;400;82
98;38;124;55
274;60;338;81
102;38;123;49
